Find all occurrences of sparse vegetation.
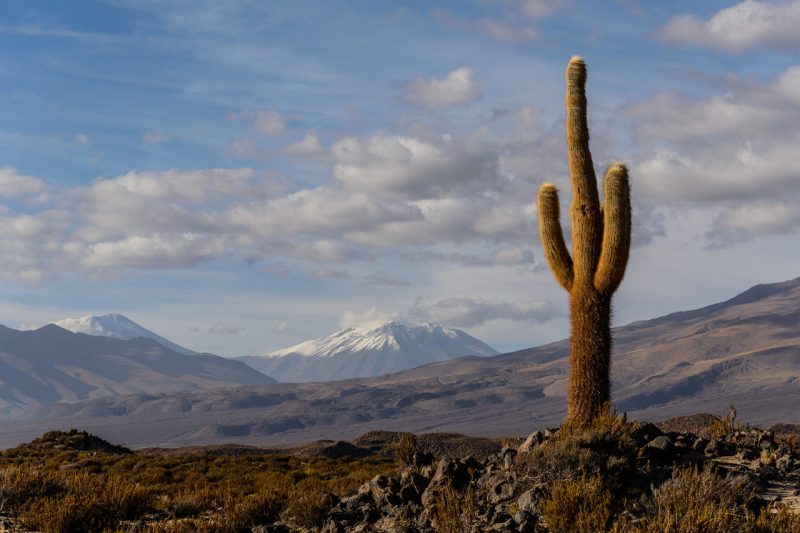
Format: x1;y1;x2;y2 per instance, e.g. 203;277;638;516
0;430;396;532
621;466;754;533
432;483;478;533
394;432;418;467
1;422;799;531
517;407;638;490
711;402;745;438
541;473;613;533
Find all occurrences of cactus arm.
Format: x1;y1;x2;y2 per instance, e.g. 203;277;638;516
537;183;574;291
565;55;601;282
594;162;631;295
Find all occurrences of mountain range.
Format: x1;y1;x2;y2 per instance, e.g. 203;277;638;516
237;321;498;382
0;324;275;418
1;275;797;449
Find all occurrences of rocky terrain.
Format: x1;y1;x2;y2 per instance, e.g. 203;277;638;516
316;415;800;532
0;414;798;532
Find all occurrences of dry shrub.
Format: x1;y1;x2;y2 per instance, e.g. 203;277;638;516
711;402;744;439
19;472;150;533
0;467;63;508
616;466;753;533
500;436;522;449
432;483;478;533
517;407;638;489
284;478;337;528
394;432;417;467
774;432;800;456
170;491;206;519
209;489;287;533
0;430;397;530
752;505;800;532
541;473;613;533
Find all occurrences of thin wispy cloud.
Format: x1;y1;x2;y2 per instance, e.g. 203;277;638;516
431;9;539;43
141;129;170;144
281;130;323;157
410;298;561;328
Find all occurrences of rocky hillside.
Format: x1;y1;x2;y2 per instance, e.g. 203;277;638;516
0;324;275;418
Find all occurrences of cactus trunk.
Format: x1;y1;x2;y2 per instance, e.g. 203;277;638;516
536;56;632;426
568;288;611;421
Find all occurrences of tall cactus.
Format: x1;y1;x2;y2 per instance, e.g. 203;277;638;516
537;56;631;425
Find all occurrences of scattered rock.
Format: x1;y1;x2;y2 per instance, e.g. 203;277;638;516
705;439;720;456
632;422;664;444
518;430;544;452
646;435;673;452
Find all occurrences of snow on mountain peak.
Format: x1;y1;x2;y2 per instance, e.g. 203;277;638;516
266;320;496;359
55;313;138;336
51;313;196;355
238;320;498;382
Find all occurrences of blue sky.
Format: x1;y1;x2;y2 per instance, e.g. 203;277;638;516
1;0;800;355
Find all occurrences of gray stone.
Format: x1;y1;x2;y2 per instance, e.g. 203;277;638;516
518;431;543;453
489;481;514;504
400;470;429;496
738;448;758;461
646;435;673;452
516;489;538;513
705;439;719;456
632;422;664;444
514;509;533;524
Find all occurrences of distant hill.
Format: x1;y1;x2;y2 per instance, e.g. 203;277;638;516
3;276;799;448
237;321;498;382
0;324;275;418
51;313;196;355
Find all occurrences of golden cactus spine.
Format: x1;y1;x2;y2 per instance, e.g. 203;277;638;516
537;56;632;425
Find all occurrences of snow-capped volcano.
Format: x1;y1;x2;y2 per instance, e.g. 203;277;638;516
236;321;498;382
51;313;196;355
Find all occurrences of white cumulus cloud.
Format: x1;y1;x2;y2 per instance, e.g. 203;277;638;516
332;134;497;199
0;166;47;199
338;307;394;328
659;0;800;52
402;67;481;109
